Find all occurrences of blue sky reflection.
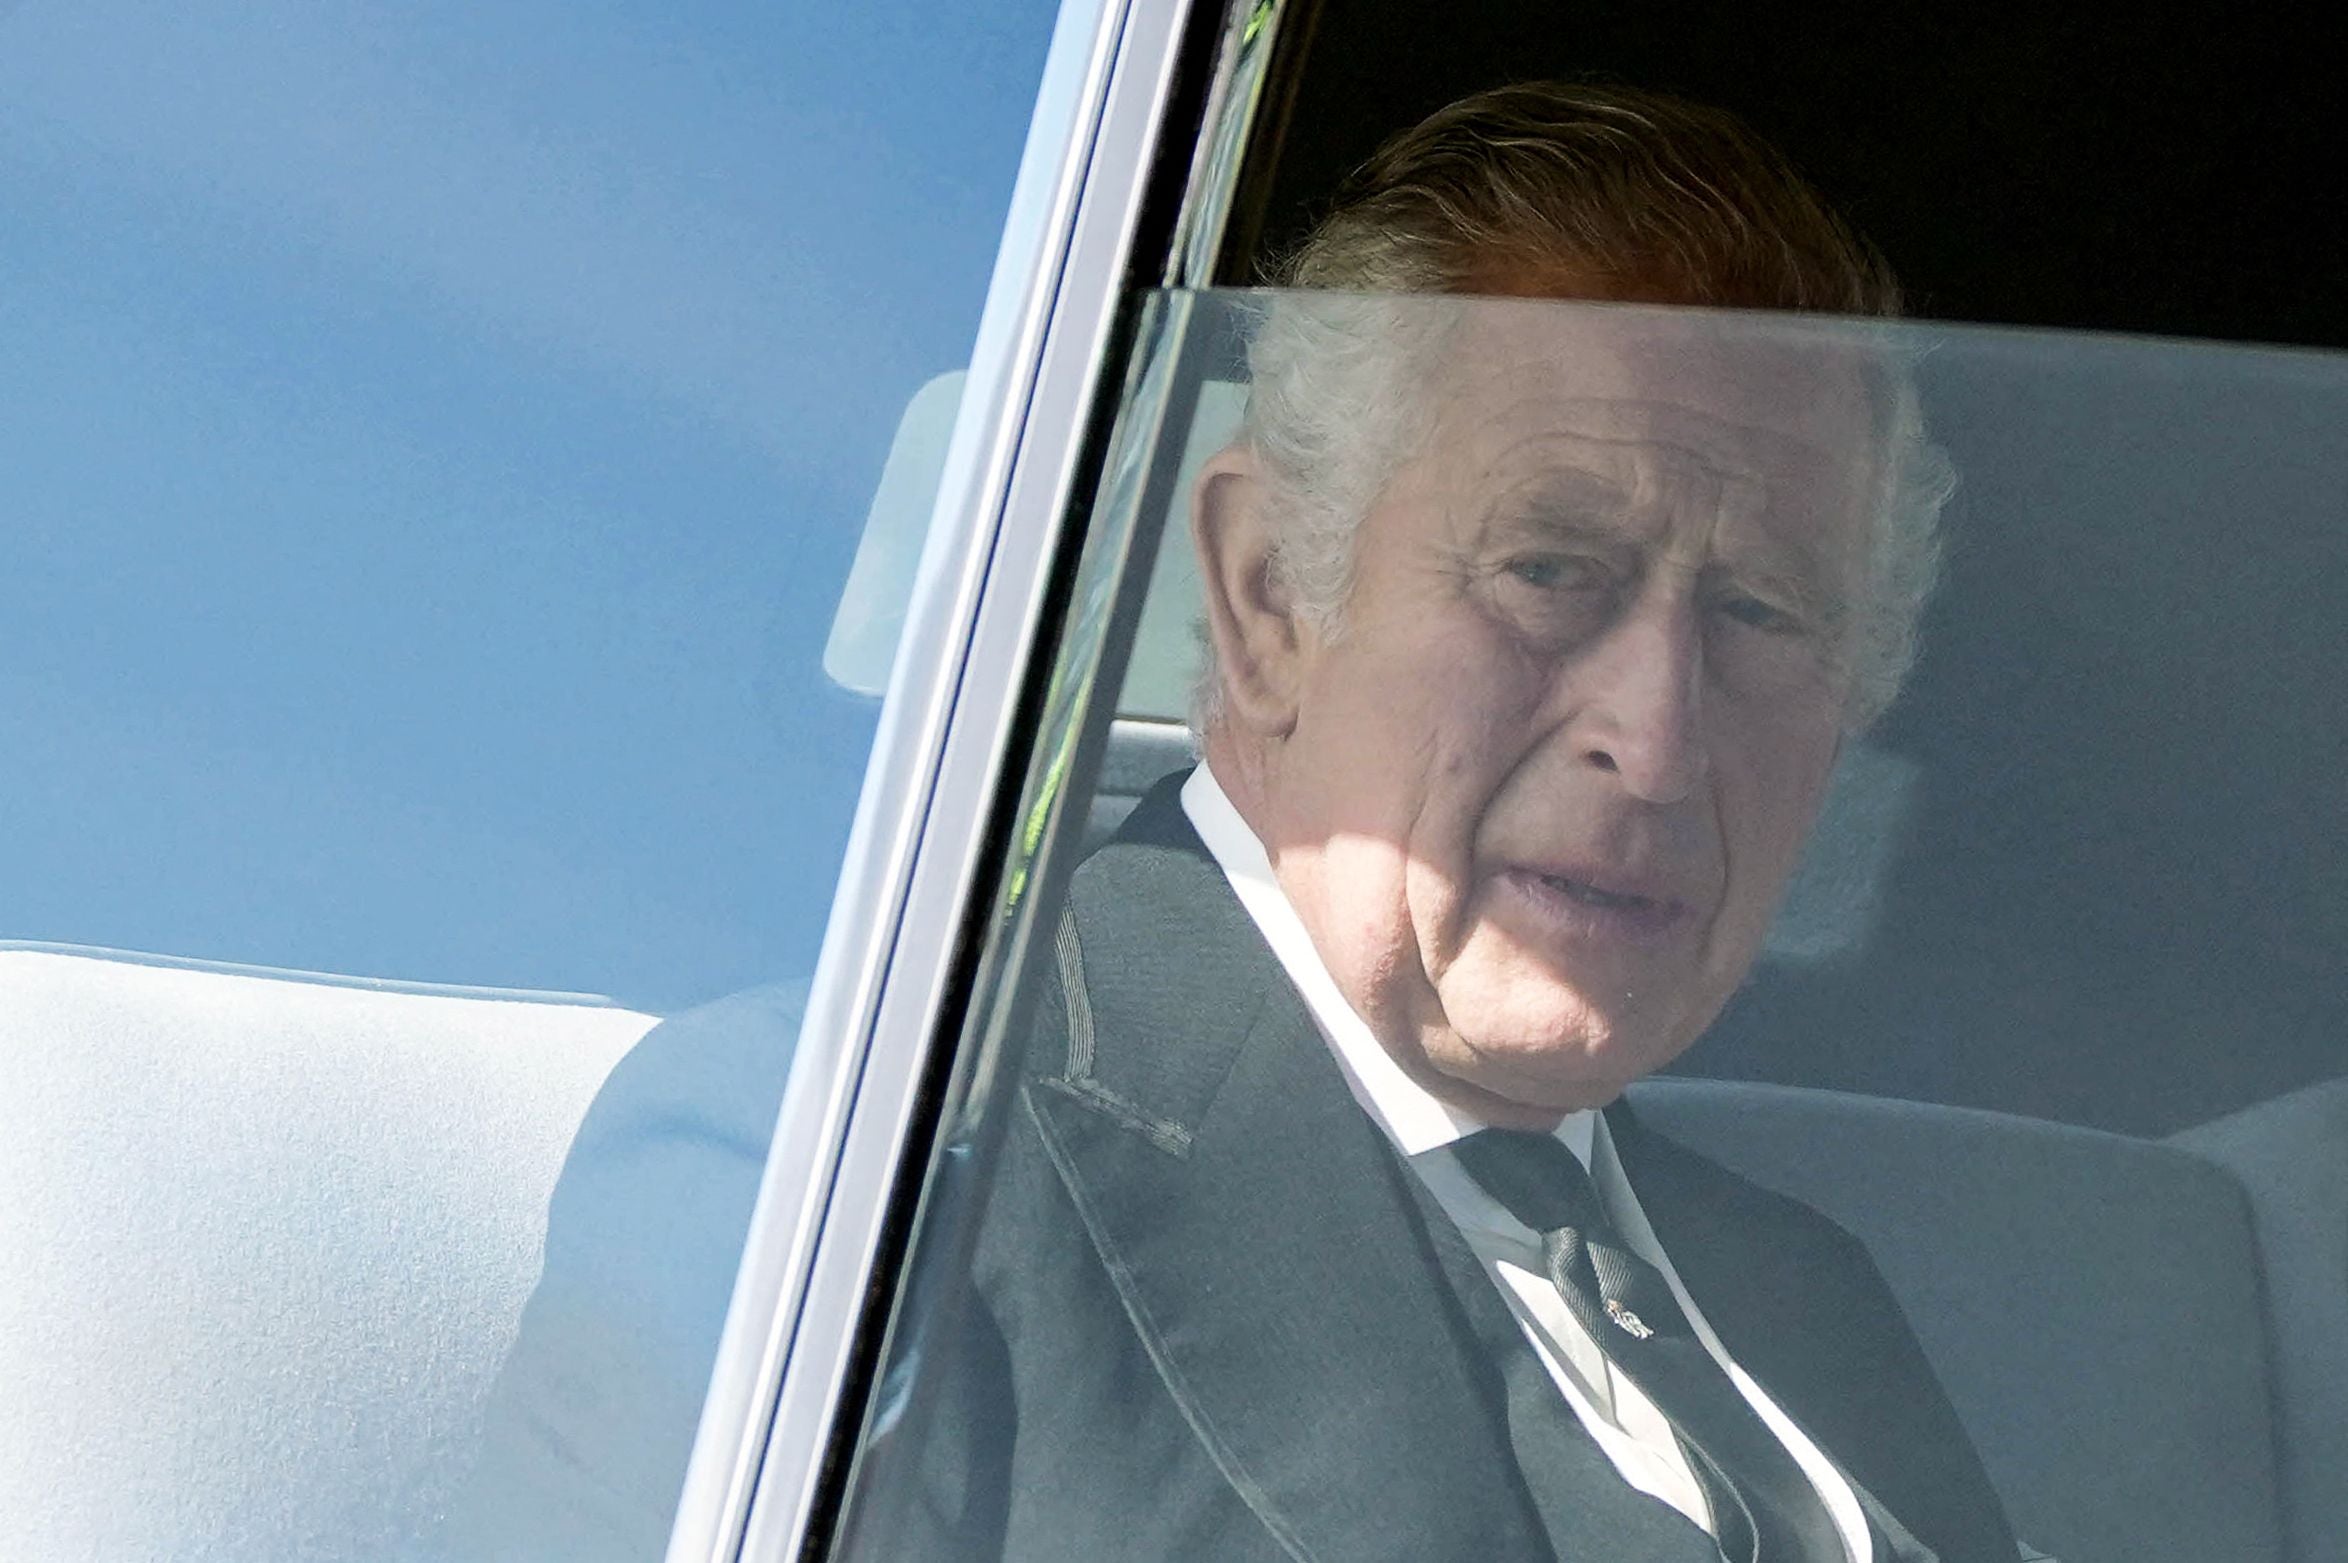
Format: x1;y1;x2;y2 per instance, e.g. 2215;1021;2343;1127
0;0;1059;1009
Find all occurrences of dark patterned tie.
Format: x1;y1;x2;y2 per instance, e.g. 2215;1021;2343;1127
1453;1128;1848;1563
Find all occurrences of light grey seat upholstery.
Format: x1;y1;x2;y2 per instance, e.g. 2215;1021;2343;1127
2172;1078;2348;1563
0;945;653;1562
1633;1078;2290;1563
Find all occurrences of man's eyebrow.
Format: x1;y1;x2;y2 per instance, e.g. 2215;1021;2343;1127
1714;523;1834;578
1506;511;1641;547
1703;545;1852;627
1480;474;1642;540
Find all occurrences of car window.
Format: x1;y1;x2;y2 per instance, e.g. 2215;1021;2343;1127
2;0;1054;1005
822;285;2348;1563
0;1;1057;1558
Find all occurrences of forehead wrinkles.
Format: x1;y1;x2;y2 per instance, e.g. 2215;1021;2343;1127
1428;305;1883;476
1467;390;1857;489
1462;413;1843;576
1496;427;1766;535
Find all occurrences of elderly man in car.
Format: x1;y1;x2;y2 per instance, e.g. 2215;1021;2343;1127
442;81;2032;1563
884;83;2025;1563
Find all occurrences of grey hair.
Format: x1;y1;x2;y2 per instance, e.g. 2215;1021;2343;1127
1849;372;1953;725
1190;81;1949;736
1186;293;1451;735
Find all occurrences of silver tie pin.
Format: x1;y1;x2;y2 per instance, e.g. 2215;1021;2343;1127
1606;1298;1656;1340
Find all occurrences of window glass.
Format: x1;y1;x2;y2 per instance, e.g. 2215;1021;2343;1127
0;1;1055;1558
1;0;1053;1005
831;288;2347;1563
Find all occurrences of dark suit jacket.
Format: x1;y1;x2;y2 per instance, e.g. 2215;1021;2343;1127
865;777;2018;1563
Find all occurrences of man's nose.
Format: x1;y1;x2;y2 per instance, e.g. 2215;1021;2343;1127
1560;595;1708;805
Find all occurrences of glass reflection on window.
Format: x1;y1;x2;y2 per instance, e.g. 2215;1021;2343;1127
825;287;2347;1563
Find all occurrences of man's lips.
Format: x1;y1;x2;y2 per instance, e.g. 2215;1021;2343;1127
1495;865;1694;945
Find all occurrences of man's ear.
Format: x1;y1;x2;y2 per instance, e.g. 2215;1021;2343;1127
1192;444;1308;739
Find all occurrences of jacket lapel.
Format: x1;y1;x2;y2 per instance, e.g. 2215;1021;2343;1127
1027;967;1554;1560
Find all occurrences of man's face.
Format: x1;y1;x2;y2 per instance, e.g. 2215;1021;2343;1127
1250;304;1876;1119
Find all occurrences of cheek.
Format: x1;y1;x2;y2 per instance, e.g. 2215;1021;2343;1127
1713;715;1842;940
1401;679;1560;967
1316;719;1528;1017
1294;600;1561;988
1308;833;1439;1033
1306;621;1541;823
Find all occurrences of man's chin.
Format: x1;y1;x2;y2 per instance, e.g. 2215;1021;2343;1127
1431;999;1694;1113
1426;1036;1652;1120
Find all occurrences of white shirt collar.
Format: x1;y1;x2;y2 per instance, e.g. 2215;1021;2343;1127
1181;763;1595;1166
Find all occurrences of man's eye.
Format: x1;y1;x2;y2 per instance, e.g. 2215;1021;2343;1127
1502;554;1601;591
1713;594;1801;634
